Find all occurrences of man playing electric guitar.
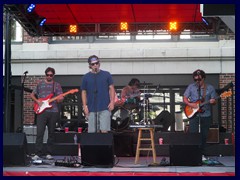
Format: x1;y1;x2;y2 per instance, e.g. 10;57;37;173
183;69;217;160
30;67;64;161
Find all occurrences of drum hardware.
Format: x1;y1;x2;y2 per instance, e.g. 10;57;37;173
140;83;154;125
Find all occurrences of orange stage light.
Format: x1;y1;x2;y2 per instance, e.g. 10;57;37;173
169;22;177;31
120;22;128;31
69;25;77;33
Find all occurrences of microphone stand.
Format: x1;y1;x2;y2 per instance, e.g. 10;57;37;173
19;72;27;133
94;72;98;133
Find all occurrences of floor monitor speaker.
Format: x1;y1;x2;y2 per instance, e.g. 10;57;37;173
3;133;28;166
80;133;114;167
170;145;202;166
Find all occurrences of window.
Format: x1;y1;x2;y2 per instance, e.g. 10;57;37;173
3;13;23;42
60;87;83;125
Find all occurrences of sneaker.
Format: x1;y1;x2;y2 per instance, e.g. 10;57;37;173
32;155;40;161
46;154;54;160
202;155;207;161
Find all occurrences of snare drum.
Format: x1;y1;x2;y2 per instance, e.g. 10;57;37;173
124;98;138;109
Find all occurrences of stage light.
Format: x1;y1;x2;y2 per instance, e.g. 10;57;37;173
39;18;46;26
169;21;178;31
69;25;77;33
202;17;209;26
26;4;36;13
120;22;128;31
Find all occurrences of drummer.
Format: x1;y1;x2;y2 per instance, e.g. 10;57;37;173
121;78;141;109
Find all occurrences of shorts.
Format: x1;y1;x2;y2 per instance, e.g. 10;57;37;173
88;110;111;133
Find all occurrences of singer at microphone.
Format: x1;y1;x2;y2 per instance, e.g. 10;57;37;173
81;55;115;133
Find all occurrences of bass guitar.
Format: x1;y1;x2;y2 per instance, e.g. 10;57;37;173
184;90;232;119
34;89;79;114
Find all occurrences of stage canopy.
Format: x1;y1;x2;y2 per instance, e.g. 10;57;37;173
3;4;234;36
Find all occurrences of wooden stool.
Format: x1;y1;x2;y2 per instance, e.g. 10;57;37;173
135;127;157;164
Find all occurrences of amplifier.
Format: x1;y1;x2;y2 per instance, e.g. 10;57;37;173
23;125;48;143
207;126;219;143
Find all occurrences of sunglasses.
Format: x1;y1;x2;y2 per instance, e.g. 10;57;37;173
194;78;202;82
46;74;54;77
90;61;99;66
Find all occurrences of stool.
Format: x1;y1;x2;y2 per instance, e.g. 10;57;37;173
135;128;157;164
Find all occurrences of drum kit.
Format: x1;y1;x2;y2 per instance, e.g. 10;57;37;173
111;82;160;131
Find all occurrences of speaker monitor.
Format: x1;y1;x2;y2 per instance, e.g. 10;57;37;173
80;133;114;167
170;145;202;166
3;133;28;166
114;133;134;157
154;110;175;131
169;132;201;166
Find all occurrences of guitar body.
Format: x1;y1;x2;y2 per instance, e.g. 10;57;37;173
34;94;54;114
184;100;202;119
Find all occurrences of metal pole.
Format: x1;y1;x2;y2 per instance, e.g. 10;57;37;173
4;11;12;132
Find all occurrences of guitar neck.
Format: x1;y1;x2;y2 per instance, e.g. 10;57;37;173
48;91;72;103
200;96;220;107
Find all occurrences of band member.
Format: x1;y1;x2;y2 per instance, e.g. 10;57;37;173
183;69;216;159
30;67;64;160
121;78;141;109
81;55;115;133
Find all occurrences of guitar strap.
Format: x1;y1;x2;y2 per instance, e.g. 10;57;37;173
202;83;207;102
52;81;56;96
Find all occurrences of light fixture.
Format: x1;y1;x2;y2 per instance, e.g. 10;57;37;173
120;22;128;31
169;21;178;31
26;4;36;13
36;17;46;26
69;25;77;33
39;18;46;26
202;17;209;26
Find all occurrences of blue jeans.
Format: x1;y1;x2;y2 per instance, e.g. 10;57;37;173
189;116;212;154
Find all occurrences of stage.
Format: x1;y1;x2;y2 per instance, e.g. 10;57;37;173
3;155;235;176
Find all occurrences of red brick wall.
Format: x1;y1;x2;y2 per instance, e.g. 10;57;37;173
23;30;49;43
219;73;235;133
23;75;45;124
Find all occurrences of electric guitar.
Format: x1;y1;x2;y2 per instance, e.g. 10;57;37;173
34;89;79;114
184;90;232;119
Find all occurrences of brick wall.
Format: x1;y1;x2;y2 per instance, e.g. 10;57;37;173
219;73;235;133
23;75;45;124
23;30;49;43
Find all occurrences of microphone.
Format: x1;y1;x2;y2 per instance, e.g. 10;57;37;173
24;71;28;74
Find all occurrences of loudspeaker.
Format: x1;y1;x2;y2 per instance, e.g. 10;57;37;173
80;133;114;167
114;133;134;157
3;133;28;166
170;145;202;166
207;126;219;143
169;132;202;166
154;110;175;131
